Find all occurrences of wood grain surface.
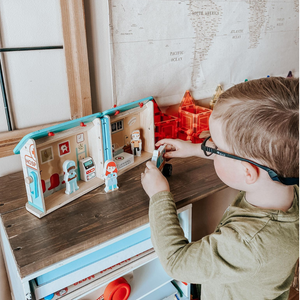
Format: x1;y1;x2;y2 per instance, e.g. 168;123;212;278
0;157;226;278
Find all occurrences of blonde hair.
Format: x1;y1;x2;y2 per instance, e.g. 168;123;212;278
213;77;299;178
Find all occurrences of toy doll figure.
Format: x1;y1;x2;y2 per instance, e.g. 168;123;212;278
103;160;119;193
131;130;142;156
63;160;79;195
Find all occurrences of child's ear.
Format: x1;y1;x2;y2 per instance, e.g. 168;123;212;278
241;161;259;184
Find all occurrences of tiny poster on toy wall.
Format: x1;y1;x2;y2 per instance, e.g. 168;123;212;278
58;141;70;157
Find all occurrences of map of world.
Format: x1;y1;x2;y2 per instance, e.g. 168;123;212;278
108;0;299;106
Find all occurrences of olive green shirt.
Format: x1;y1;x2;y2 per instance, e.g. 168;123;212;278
149;187;299;300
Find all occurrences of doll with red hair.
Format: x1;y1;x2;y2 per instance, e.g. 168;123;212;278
103;160;118;193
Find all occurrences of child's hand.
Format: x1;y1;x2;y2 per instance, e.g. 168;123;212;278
141;161;170;198
156;139;201;159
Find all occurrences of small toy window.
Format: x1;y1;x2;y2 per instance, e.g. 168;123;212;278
111;119;124;134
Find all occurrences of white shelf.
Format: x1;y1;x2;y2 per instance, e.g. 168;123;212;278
37;205;192;300
128;257;172;300
142;282;177;300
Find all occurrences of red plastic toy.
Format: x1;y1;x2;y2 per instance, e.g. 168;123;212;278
103;277;131;300
177;91;211;143
153;91;212;144
153;100;178;143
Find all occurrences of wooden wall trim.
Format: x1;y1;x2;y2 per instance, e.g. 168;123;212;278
60;0;92;119
0;122;62;158
0;0;92;158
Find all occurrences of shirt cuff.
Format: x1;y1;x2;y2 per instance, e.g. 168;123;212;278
150;191;174;205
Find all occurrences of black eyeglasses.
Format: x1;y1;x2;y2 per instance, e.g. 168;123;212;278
201;136;299;186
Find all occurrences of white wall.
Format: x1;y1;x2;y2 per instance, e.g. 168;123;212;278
0;155;22;177
0;0;72;177
1;0;299;178
0;0;70;131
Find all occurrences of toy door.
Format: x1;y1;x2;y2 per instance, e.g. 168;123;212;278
20;139;46;213
27;167;44;212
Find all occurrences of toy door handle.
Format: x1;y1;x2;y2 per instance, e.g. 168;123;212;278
25;176;33;184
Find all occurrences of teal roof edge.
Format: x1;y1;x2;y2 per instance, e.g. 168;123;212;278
101;96;153;116
13;113;102;154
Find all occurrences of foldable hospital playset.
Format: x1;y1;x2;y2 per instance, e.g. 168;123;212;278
14;91;213;218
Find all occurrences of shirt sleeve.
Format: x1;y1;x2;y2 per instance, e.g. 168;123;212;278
149;191;261;284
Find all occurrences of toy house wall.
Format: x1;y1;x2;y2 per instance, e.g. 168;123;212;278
111;114;142;153
37;131;89;194
110;105;154;155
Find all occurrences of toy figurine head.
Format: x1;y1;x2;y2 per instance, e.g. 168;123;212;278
131;130;140;141
104;160;118;176
63;160;76;173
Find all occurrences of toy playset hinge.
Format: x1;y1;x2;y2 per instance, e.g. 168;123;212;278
101;116;113;162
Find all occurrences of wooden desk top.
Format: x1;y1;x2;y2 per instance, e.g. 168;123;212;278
0;157;226;278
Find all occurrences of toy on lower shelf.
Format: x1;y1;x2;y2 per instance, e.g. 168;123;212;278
104;277;131;300
63;160;79;195
103;160;119;193
151;144;172;177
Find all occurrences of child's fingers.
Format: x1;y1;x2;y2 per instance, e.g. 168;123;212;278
164;151;174;158
165;144;176;151
155;138;175;147
146;161;156;169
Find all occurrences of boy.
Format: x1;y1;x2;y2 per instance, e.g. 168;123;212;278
141;77;299;300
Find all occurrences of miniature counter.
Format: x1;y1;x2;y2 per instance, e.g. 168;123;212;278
0;157;226;280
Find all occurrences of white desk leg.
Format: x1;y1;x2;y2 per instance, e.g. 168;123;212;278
22;280;32;300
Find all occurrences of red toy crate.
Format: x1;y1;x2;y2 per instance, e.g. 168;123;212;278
153;100;178;143
178;91;211;142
